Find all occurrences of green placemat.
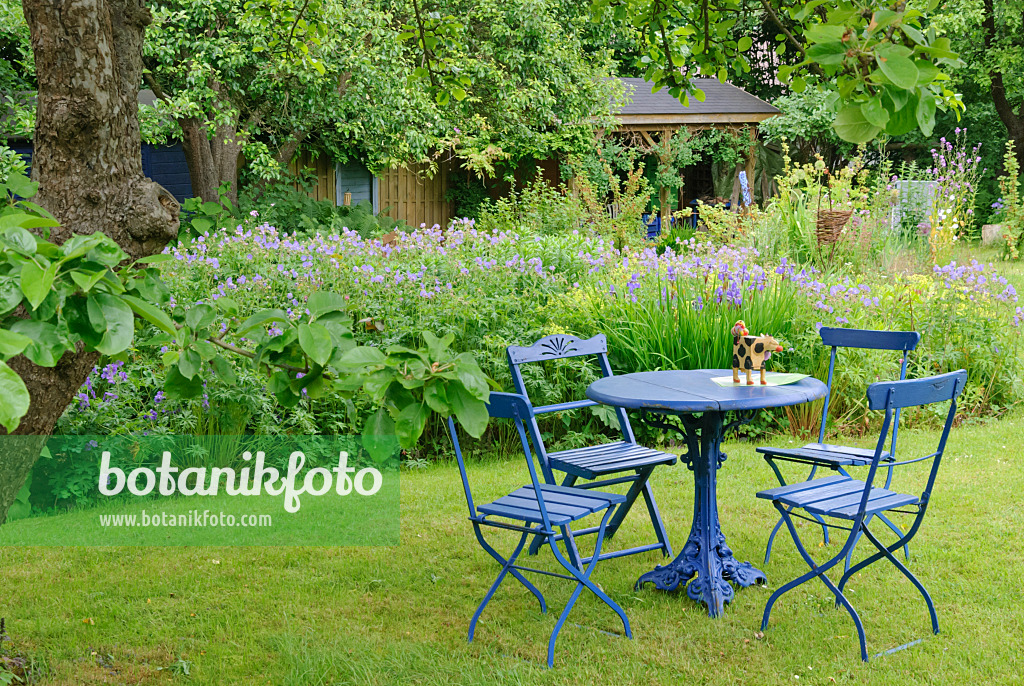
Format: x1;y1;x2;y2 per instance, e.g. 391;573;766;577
711;372;809;387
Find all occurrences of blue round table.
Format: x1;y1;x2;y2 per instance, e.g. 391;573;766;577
586;369;827;617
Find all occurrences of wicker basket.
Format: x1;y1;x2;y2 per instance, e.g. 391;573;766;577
815;209;853;245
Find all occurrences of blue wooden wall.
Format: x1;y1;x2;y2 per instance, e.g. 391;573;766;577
10;142;192;204
142;143;192;203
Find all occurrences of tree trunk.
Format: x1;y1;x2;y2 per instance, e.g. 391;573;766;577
1;0;180;525
179;116;222;204
982;0;1024;170
177;115;241;205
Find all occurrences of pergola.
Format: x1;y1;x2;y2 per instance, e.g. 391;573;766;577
610;77;780;219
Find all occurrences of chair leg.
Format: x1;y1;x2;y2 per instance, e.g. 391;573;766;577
637;477;674;557
762;504;868;662
546;508;633;667
763;460;830;566
841;522;938;635
605;470;645;538
603;467;672;556
470;529;546;642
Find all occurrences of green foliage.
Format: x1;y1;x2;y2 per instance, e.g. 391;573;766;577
476;176;585;236
0;145;27;183
652;128;752;197
444;173;490;219
759;91;854;168
0;170;483;459
180;185;240;238
998;140;1023;260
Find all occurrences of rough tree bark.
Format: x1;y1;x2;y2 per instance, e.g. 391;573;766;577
0;0;180;525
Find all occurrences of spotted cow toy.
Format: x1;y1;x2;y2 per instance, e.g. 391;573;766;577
731;320;784;385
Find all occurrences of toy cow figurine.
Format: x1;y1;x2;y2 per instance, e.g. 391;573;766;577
731;320;784;385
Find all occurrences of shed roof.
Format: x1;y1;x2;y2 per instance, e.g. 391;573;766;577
612;77;778;126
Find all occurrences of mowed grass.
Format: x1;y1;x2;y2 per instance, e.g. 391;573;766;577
1;413;1022;685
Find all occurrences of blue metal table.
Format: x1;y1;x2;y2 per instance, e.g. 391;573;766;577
586;369;827;617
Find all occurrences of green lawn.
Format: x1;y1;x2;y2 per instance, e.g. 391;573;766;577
2;414;1023;685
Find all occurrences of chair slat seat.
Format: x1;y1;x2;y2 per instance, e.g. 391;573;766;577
757;476;919;520
549;441;677;479
479;484;627;526
757;443;892;468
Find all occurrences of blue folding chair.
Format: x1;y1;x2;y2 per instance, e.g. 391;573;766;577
507;334;676;562
758;370;965;661
758;327;921;568
447;392;633;668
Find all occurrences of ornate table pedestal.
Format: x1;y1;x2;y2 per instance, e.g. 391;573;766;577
635;410;766;617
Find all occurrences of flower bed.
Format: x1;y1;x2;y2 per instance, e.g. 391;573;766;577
53;219;1021;491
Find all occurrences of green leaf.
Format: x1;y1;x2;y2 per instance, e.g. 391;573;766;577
875;45;919;90
210;355;237;384
236;309;289;335
20;261;57;310
860;98;890;129
885;92;920;135
214;297;240;315
59;233;104;262
0;329;32;358
423;330;454;360
120;294;177;335
5;172;38;199
337;346;387;369
135;253;174;265
306;291;348;319
737;36;752;52
915;93;937;137
422;381;450;414
69;269;107;293
804;23;846;43
0;360;30;433
0;279;22;315
185;303;217;331
395;401;430;448
833;104;882;144
298;322;333;366
448;383;489;438
178;348;202;380
163;365;203;399
362;408;399;463
191;216;212;235
805;41;847;65
914;59;940;85
10;320;65;367
192;340;218;360
93;294;135;355
3;226;38;255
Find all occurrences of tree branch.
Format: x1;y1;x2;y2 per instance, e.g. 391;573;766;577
759;0;805;57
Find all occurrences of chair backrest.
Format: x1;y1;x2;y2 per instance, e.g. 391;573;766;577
857;370;966;520
506;334;635;445
447;392;556;531
816;327;922;457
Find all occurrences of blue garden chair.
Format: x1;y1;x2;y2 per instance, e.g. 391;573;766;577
758;327;921;568
447;392;633;668
507;334;676;562
757;370;965;661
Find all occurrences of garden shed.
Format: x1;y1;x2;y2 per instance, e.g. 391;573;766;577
610;77;780;219
315;78;778;229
